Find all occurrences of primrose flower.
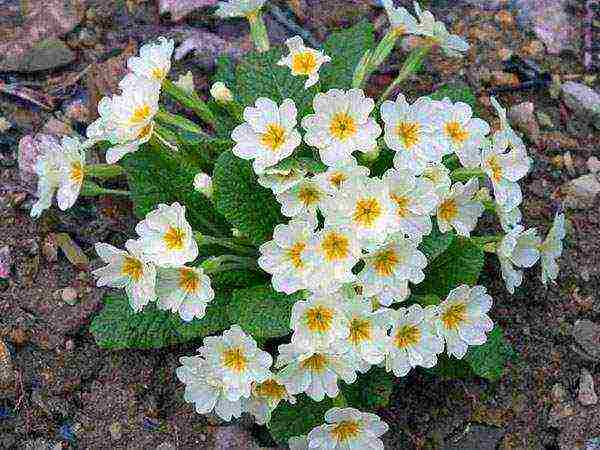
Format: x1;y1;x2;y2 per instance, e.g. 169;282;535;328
380;94;447;175
127;36;174;83
436;179;484;238
232;98;302;174
358;234;428;306
435;285;494;359
288;436;309;450
314;156;370;194
498;205;522;233
258;220;314;294
422;162;451;196
382;0;419;35
278;36;331;89
385;304;443;377
215;0;266;18
31;135;87;218
135;202;198;267
382;168;439;242
490;96;528;157
275;177;329;227
413;2;470;57
210;81;233;103
307;407;388;450
257;165;307;195
243;378;296;425
276;342;359;402
302;89;381;166
174;71;195;94
156;266;214;322
540;212;566;285
497;225;541;294
193;172;213;197
87;74;160;164
93;240;157;312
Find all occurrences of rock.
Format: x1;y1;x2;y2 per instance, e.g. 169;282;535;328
540;131;579;152
536;111;554;129
588;157;600;174
490;70;520;87
41;118;73;137
0;339;15;393
0;246;12;279
61;287;78;306
561;82;600;129
562;174;600;209
578;369;598;406
156;443;177;450
442;424;505;450
563;152;576;176
573;320;600;360
63;97;89;124
174;29;253;68
508;101;540;144
460;0;509;9
0;117;11;133
41;235;58;262
24;438;62;450
109;422;122;441
548;383;576;426
0;39;75;72
53;233;89;269
159;0;218;21
212;425;262;450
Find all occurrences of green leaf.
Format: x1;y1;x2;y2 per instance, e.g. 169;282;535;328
428;82;476;108
90;293;232;350
340;366;394;411
414;237;484;298
421;353;473;381
227;285;303;339
405;294;442;307
418;221;455;261
465;326;514;382
268;394;334;446
121;141;230;236
320;21;376;90
213;56;237;89
368;147;394;178
209;269;267;291
212;151;285;246
234;48;317;117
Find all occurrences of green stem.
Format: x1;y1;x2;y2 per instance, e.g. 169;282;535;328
155;109;206;136
80;180;130;197
194;232;257;256
162;79;217;127
450;167;486;183
470;235;502;253
353;30;401;89
84;163;124;179
201;255;259;273
332;392;348;408
247;10;270;52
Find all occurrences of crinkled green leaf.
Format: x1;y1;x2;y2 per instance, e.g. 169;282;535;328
405;294;442;308
212;150;285;245
90;293;232;350
227;285;303;339
465;326;514;382
421;353;473;381
320;21;375;90
429;82;476;108
418;221;455;261
414;237;484;298
341;366;394;411
368;147;394;178
209;269;267;291
268;394;334;446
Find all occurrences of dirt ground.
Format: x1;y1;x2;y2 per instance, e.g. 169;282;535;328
1;0;599;449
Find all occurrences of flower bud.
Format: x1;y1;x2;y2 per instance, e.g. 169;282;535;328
210;82;233;103
193;172;213;198
174;71;195;95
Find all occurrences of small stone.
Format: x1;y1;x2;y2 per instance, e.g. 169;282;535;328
578;369;598;406
495;10;514;26
573;320;600;360
561;82;600;129
63;97;89;124
0;39;75;72
61;287;78;305
156;443;176;450
54;233;89;269
0;117;11;133
41;118;73;136
541;131;579;152
536;111;554;129
212;424;262;450
508;101;540;144
548;383;575;426
521;39;545;57
109;422;122;441
562;174;600;209
0;246;12;279
42;235;58;262
587;157;600;174
563;151;576;176
490;71;519;87
9;328;28;346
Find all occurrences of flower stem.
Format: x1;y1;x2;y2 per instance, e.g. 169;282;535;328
353;30;401;89
247;10;270;52
332;392;348;408
201;254;259;274
84;163;124;179
80;180;130;197
470;235;502;253
194;232;257;256
155;109;206;136
450;167;486;183
162;79;217;127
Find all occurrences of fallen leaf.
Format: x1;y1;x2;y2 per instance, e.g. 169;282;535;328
159;0;219;21
53;233;90;269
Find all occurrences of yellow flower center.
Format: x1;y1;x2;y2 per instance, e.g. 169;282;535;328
372;248;400;277
329;112;357;141
349;318;372;345
352;197;382;228
222;347;247;373
331;420;361;442
151;67;166;81
260;123;286;151
298;184;322;206
300;353;327;373
305;305;334;333
394;325;421;349
445;121;469;145
392;25;406;36
287;241;306;269
486;156;503;182
254;379;287;400
441;303;467;330
138;122;154;140
321;231;350;262
70;161;84;185
390;193;410;218
438;198;458;222
130;103;152;125
122;256;143;281
163;226;186;250
396;121;420;149
329;172;347;189
178;268;199;294
291;50;318;75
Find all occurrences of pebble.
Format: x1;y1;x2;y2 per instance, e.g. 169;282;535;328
573;320;600;360
109;421;122;441
578;369;598;406
61;287;78;305
548;383;575;426
536;111;554;129
562;174;600;209
490;70;519;87
508;101;540;144
0;117;11;133
9;328;28;346
0;245;12;279
587;157;600;174
563;151;576;176
42;235;58;262
0;38;75;72
540;131;578;152
561;82;600;129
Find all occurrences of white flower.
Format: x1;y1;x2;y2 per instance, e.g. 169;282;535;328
422;162;451;196
436;179;484;237
498;205;522;232
303;226;362;294
314;156;370;195
92;240;157;311
436;99;489;167
242;378;296;425
540;212;566;285
31;135;87;217
382;0;419;35
385;304;443;377
176;356;243;421
288;436;309;450
275;177;329;227
435;285;494;359
278;36;331;89
127;36;174;83
258;220;314;294
302;89;381;166
156;266;214;322
322;176;395;245
490;96;527;155
381;94;447;175
193;172;213;197
275;343;359;402
307;407;388;450
210;81;233;103
497;225;541;293
215;0;266;18
257;165;306;194
135;202;198;267
175;71;195;95
413;2;470;57
358;234;428;306
232;98;302;174
382;168;439;242
199;325;273;399
290;292;350;350
87;74;160;163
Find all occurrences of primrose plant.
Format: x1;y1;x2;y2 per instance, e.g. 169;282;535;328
30;0;566;447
